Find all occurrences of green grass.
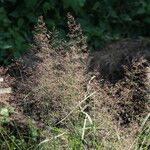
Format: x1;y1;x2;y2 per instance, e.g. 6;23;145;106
0;109;149;150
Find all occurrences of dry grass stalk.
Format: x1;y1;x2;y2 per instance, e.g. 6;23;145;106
8;14;150;149
0;77;4;82
0;88;12;94
87;56;150;149
12;14;89;128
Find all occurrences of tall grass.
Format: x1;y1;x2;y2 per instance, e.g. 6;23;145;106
0;14;150;150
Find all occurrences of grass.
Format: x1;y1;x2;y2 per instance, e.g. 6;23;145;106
0;14;150;150
0;110;149;149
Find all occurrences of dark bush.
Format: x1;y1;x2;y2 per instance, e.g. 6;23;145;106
0;0;150;64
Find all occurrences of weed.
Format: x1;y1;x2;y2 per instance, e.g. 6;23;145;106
1;14;150;150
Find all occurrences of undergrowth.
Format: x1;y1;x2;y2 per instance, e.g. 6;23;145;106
0;14;150;150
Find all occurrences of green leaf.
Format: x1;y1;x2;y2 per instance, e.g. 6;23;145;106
92;2;100;10
43;2;53;13
24;0;38;9
8;106;15;113
144;17;150;24
137;7;146;15
17;18;24;27
2;44;12;49
63;0;86;12
0;108;9;117
120;14;132;22
0;117;10;124
78;0;86;7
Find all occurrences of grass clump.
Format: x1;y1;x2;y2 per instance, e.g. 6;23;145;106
0;13;150;150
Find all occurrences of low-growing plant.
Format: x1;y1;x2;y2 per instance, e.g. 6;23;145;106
3;14;150;150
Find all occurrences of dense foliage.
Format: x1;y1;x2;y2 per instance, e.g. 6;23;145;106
0;0;150;63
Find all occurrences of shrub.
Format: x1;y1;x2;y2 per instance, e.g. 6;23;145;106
0;0;150;63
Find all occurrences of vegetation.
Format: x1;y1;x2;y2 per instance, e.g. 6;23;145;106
0;0;150;63
0;14;150;150
0;0;150;149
